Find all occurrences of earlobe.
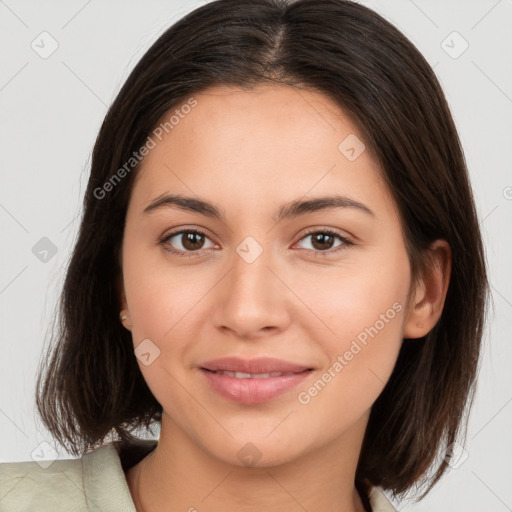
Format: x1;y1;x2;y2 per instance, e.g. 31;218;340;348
120;309;132;331
403;240;452;339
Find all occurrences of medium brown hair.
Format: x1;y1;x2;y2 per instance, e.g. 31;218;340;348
35;0;489;502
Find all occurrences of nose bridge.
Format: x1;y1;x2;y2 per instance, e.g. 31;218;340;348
230;244;272;301
214;237;289;337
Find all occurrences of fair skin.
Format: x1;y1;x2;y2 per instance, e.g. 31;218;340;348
119;84;451;512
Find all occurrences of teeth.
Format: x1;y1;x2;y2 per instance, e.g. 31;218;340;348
214;371;295;379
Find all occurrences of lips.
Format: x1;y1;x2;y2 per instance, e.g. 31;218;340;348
199;357;313;404
200;356;312;375
208;370;298;379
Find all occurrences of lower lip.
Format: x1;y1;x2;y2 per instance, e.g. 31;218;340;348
200;369;312;404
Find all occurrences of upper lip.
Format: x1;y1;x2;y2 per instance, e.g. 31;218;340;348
200;357;312;374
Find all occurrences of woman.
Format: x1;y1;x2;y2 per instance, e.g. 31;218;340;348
0;1;488;511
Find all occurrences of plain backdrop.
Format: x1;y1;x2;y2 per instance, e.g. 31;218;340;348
1;1;511;510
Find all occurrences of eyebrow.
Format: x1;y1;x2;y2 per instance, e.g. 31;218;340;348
143;193;374;221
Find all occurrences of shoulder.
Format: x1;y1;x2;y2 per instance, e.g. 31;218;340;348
0;440;156;512
368;486;398;512
0;450;86;512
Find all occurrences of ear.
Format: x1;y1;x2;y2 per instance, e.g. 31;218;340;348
403;239;452;339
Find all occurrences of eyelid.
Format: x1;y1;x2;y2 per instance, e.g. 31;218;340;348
296;226;353;241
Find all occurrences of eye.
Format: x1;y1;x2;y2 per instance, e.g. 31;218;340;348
159;227;353;258
160;229;217;258
295;228;353;255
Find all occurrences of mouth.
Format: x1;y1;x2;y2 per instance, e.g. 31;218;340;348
202;369;307;379
199;357;314;404
200;356;312;374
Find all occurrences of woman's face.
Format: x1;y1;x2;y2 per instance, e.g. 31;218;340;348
121;84;414;466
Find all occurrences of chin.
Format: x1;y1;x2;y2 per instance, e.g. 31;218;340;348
204;432;311;469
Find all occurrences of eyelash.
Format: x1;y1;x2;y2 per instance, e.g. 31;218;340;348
159;228;353;259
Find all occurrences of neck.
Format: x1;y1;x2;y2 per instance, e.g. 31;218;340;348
127;411;370;512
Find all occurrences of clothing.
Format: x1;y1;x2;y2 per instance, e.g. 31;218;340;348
0;440;397;511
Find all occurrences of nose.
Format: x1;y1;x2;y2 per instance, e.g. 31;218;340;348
212;243;291;341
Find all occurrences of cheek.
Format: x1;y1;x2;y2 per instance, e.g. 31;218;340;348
121;238;216;404
292;249;408;413
122;234;206;341
294;292;406;436
292;246;409;346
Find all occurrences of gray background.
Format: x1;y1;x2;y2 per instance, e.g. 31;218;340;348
1;0;511;510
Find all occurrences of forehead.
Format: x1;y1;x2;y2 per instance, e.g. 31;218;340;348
129;84;395;222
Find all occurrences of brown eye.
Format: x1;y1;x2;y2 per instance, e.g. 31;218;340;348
181;231;205;251
310;232;336;251
161;229;216;257
296;229;352;255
